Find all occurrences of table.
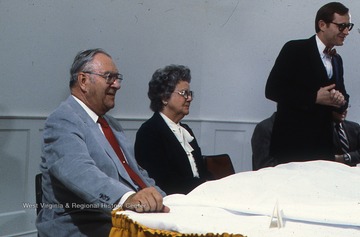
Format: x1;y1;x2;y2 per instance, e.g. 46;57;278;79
111;161;360;237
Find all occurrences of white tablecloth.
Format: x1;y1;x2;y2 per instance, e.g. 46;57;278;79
118;161;360;236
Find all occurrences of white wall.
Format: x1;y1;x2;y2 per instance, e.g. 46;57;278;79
1;0;359;121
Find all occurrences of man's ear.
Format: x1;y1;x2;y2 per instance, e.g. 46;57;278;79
77;72;88;92
318;20;327;32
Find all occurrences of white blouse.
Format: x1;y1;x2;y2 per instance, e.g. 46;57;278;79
160;112;200;177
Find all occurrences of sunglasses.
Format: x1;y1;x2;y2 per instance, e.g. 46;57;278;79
330;22;354;32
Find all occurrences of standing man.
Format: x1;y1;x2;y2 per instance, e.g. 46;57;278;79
36;49;169;237
265;2;353;164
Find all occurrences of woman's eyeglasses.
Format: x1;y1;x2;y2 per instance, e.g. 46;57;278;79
173;90;194;99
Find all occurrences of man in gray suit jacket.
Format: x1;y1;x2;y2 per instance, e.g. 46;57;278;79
36;49;169;237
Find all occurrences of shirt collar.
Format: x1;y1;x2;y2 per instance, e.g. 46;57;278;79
316;35;328;59
72;95;99;123
159;112;179;132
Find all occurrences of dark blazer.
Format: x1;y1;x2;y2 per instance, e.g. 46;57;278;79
333;120;360;166
135;112;208;195
251;112;277;170
265;35;349;164
36;96;164;237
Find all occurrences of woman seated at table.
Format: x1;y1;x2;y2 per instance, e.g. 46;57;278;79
135;64;209;195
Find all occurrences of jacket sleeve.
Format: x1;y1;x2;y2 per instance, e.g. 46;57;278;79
42;114;131;212
346;121;360;166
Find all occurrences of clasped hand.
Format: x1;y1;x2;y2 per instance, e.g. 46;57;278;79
316;84;346;108
123;187;170;213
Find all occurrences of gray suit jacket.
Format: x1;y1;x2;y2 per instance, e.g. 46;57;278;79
36;96;164;237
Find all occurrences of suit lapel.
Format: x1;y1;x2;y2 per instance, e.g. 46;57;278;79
96;128;139;189
153;113;193;172
331;55;340;85
308;36;331;83
67;96;138;189
105;117;145;188
155;113;188;154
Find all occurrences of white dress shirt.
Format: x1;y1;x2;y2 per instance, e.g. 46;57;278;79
316;35;333;79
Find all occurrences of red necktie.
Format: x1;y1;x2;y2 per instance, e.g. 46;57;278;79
97;117;147;189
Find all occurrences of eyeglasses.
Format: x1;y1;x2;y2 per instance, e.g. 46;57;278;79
330;22;354;32
82;71;123;84
173;90;194;99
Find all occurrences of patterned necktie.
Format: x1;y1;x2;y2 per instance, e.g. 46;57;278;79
335;123;350;153
97;117;147;189
324;47;337;57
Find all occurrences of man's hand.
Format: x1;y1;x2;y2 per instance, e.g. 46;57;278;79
316;84;346;108
334;154;345;163
123;187;170;213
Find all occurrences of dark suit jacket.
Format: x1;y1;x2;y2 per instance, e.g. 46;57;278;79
333;120;360;166
251;112;277;170
36;96;164;237
135;112;208;195
265;35;349;164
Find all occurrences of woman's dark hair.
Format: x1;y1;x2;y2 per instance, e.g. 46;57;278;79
148;65;191;112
